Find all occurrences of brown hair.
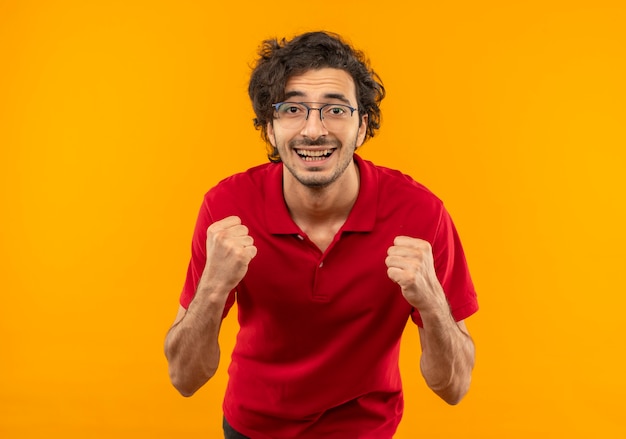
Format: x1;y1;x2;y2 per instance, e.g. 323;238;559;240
248;31;386;162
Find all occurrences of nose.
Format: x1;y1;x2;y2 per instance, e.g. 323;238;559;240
300;108;328;140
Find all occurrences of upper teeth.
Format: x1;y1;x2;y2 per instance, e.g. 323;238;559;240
296;149;333;157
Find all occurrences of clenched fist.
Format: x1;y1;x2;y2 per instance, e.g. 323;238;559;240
385;236;445;312
201;215;257;294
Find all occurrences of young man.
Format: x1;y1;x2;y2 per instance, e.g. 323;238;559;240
165;31;478;439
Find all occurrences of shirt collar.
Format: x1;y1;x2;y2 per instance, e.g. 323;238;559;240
265;154;378;234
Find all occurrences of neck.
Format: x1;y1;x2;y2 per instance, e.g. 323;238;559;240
283;160;360;227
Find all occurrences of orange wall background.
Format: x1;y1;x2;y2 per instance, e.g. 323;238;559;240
1;1;625;437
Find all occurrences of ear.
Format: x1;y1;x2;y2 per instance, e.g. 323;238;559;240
267;121;276;147
356;114;368;147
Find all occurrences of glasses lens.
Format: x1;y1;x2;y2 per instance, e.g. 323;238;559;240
275;103;307;126
322;104;352;125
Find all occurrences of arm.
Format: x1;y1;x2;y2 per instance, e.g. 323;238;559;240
418;317;474;405
164;216;257;397
386;236;475;405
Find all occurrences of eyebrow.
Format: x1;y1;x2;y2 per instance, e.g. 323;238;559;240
283;90;352;105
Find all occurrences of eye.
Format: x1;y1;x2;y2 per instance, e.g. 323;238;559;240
324;105;348;117
278;103;305;115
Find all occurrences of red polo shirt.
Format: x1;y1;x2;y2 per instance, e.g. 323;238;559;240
180;154;478;438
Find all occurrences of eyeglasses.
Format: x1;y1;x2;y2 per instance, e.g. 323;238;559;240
272;102;358;130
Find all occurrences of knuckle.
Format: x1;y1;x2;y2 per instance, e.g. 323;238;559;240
418;240;432;251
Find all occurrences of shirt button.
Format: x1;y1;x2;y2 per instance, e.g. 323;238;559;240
296;235;304;240
319;262;324;268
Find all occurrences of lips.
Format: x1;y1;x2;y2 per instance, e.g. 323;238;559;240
295;149;335;161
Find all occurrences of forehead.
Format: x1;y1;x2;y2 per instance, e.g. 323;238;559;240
284;68;357;103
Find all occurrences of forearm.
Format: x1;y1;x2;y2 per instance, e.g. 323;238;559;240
385;235;476;404
419;305;475;405
164;286;228;397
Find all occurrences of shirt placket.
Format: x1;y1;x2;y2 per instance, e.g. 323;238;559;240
294;233;337;302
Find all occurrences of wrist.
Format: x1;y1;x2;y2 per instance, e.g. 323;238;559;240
406;279;447;311
188;282;231;317
418;300;457;329
413;288;451;322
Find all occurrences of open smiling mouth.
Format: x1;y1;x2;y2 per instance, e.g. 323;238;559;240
295;149;336;161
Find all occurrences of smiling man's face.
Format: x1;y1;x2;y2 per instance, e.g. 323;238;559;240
267;68;367;189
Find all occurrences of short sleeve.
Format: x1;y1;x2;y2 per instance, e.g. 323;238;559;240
179;195;236;318
411;207;478;326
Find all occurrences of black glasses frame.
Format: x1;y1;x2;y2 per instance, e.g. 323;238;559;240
271;101;358;121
